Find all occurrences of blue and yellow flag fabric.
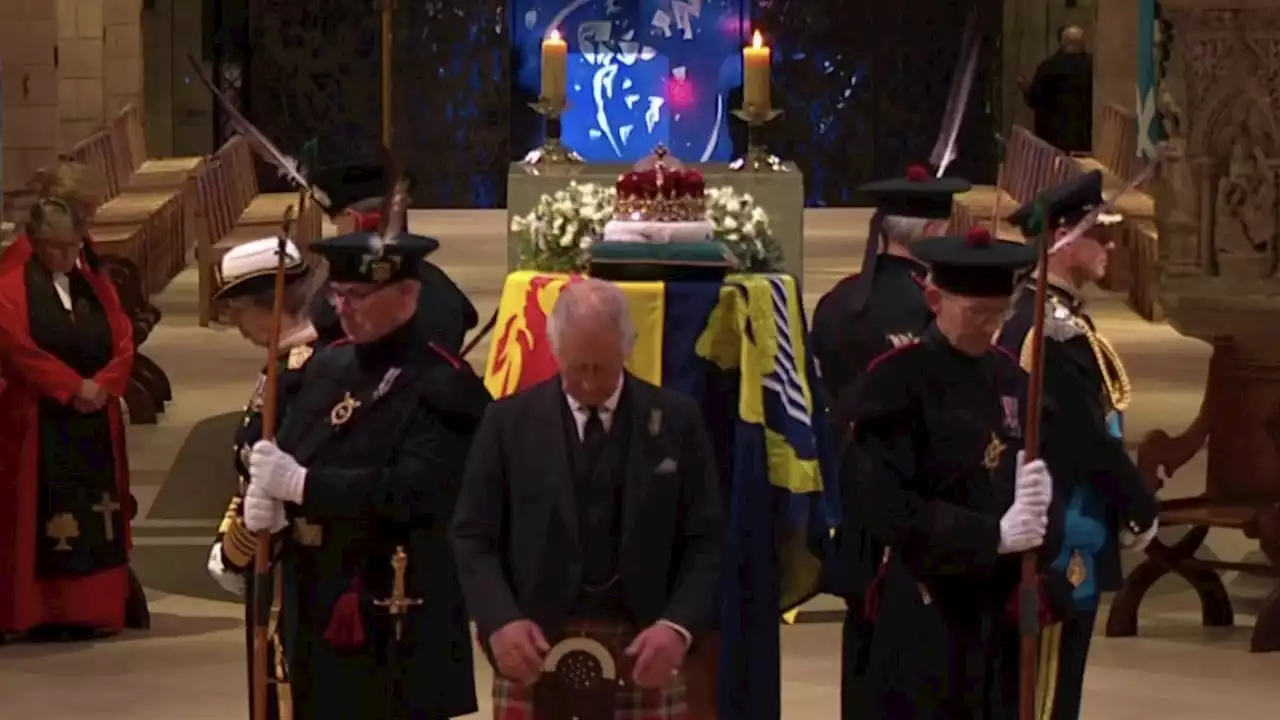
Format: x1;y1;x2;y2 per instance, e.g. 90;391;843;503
1137;0;1163;158
483;271;840;720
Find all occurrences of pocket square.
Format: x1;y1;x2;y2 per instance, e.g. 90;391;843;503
655;457;678;474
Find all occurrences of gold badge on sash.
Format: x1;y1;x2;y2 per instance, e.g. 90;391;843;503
329;392;361;427
1067;551;1088;588
982;433;1006;470
287;344;314;370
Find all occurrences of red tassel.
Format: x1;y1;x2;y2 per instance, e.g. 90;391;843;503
862;549;893;621
324;578;366;649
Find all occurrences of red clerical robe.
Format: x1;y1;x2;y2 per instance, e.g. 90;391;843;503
0;237;136;635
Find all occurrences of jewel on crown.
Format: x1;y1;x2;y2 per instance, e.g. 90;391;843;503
614;145;707;222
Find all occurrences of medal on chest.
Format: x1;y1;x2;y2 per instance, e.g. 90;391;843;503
982;432;1006;471
1067;550;1088;587
327;367;403;428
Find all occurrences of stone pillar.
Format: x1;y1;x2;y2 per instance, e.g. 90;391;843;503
103;0;144;117
1093;0;1141;149
0;0;61;192
57;0;107;147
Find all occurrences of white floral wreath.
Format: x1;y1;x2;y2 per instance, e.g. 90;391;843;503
511;182;782;274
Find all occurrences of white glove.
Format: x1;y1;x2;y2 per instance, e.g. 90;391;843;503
249;440;307;504
207;543;246;596
243;484;288;533
998;502;1047;554
1014;451;1053;507
1120;518;1159;552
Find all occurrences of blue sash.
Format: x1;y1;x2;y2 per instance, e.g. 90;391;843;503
1050;411;1122;610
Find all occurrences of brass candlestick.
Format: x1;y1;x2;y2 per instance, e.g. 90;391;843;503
523;97;584;165
730;103;787;172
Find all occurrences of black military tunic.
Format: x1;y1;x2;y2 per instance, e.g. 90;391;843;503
811;254;931;403
274;320;491;720
213;338;319;720
842;325;1043;719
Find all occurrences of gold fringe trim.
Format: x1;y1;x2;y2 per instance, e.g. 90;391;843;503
223;518;258;570
1035;622;1063;720
217;496;242;536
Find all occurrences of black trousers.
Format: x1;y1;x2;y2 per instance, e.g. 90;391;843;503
1041;609;1096;720
840;606;873;720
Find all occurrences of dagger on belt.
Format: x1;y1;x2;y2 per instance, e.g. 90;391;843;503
374;544;422;711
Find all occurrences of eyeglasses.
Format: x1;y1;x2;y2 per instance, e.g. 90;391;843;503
326;284;388;304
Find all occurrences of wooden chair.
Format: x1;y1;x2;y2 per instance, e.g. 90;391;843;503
189;136;323;327
1077;103;1140;181
950;126;1071;241
114;104;205;189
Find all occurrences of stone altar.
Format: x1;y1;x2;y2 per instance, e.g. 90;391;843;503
1105;0;1280;652
506;162;806;278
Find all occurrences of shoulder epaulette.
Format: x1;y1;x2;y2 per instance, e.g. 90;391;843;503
287;344;314;370
1043;298;1085;342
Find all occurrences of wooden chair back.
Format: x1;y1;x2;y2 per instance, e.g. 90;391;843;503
1096;103;1139;179
66;129;122;202
1001;125;1072;204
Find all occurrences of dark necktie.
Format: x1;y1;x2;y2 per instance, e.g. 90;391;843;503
581;407;607;465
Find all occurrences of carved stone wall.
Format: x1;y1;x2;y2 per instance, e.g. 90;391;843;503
1156;2;1280;339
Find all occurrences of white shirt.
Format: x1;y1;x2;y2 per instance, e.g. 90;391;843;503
52;273;73;311
564;376;624;440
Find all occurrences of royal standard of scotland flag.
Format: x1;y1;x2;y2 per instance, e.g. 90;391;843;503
1137;0;1163;158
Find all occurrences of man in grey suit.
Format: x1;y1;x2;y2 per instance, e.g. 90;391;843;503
450;278;724;720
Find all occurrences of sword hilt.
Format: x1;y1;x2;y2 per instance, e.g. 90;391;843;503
374;545;422;641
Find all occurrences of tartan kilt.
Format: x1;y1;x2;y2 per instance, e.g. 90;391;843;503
491;619;688;720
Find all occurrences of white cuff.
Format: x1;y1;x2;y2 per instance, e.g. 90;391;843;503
207;543;246;596
657;619;693;648
283;467;307;505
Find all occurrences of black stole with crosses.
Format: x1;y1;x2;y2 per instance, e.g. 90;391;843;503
24;261;128;578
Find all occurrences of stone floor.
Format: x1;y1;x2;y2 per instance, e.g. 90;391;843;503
1;208;1278;718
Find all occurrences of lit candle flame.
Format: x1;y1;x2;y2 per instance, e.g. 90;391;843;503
752;30;763;49
549;29;561;43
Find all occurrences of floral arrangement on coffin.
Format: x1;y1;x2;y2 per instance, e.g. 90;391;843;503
511;178;782;274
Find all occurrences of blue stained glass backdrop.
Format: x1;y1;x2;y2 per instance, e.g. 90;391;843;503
512;0;750;163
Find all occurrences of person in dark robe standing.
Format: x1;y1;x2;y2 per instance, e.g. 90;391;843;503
207;237;327;720
840;227;1056;719
450;278;724;720
1020;26;1094;154
244;228;490;720
999;172;1159;720
810;165;970;719
0;197;137;639
308;164;479;353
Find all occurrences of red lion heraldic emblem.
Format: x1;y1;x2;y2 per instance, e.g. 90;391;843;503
487;275;583;398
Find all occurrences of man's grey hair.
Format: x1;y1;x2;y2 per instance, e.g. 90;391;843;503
547;278;638;356
881;215;935;244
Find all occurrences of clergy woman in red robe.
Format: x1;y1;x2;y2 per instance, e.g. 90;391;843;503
0;196;136;639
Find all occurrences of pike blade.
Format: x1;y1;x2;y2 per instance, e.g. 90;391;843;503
185;55;329;208
930;7;981;177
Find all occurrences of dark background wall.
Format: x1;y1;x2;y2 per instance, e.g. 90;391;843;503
211;0;1001;208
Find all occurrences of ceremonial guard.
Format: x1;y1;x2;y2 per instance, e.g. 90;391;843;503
840;227;1056;719
207;238;324;719
243;226;490;719
451;278;724;720
811;165;970;400
810;165;970;717
308;164;479;353
999;171;1160;720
